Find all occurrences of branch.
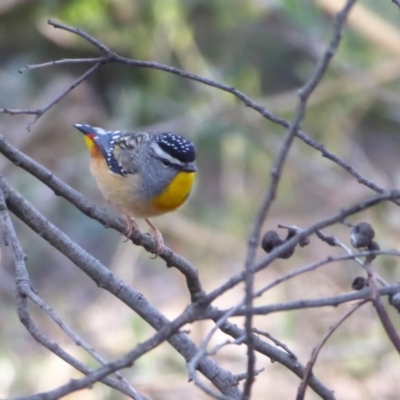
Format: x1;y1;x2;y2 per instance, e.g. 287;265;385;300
188;306;243;400
364;261;400;354
254;248;399;300
19;57;104;72
207;284;400;318
49;19;116;55
253;328;297;360
1;62;104;130
315;228;389;286
216;319;337;400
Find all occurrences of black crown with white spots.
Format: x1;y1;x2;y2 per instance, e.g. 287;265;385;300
155;133;195;163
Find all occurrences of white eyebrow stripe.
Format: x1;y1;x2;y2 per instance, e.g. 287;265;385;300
151;142;184;166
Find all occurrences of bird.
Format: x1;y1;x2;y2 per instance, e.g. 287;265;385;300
74;123;196;255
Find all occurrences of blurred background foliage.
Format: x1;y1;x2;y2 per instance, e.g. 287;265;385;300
1;0;400;399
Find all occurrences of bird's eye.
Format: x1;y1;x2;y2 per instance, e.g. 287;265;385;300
162;160;171;167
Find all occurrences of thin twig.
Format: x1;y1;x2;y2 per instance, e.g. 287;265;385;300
19;57;104;72
364;262;400;354
48;19;116;55
1;62;104;130
28;62;104;130
25;290;141;398
207;335;246;356
207;283;400;319
296;300;367;400
0;108;39;115
254;249;398;301
188;305;243;400
253;329;297;360
234;368;264;383
315;228;389;286
215;319;336;400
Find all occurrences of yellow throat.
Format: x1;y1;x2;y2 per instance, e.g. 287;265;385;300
84;135;96;151
152;171;195;212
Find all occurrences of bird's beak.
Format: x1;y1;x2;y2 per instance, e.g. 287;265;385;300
183;162;196;173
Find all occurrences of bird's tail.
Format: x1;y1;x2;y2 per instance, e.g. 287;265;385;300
74;123;97;151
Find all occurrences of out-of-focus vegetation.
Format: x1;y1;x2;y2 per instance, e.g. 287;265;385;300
1;1;400;399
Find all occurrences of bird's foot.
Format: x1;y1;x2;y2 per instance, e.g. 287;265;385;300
123;215;138;241
145;218;164;258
